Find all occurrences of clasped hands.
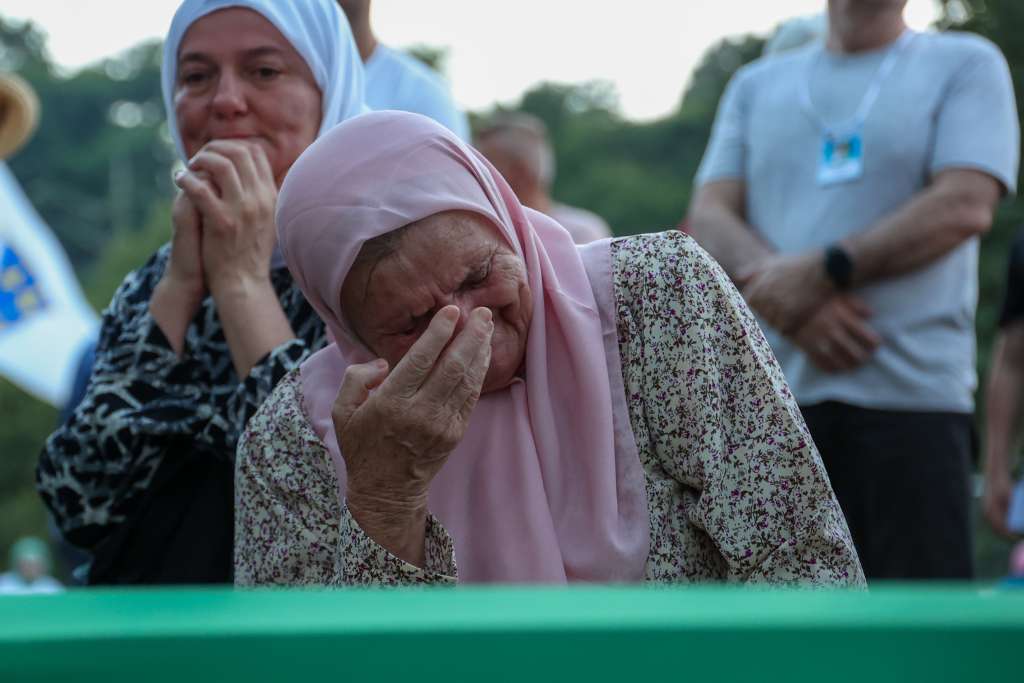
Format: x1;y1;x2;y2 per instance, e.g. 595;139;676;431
740;251;880;373
164;139;279;306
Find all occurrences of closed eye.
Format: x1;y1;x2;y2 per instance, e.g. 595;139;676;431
462;259;492;290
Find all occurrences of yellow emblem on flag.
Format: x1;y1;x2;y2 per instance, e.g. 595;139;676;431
0;244;46;331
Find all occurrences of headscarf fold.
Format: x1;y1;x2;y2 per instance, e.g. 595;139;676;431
161;0;366;269
277;111;650;583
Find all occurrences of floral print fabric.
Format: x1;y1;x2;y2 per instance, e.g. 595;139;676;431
234;231;865;587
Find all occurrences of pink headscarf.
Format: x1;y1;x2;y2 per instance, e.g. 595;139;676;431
276;111;649;583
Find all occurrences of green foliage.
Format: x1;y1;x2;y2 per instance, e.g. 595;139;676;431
83;203;171;311
486;36;765;237
2;16;174;269
406;44;448;74
679;35;766;123
0;378;55;565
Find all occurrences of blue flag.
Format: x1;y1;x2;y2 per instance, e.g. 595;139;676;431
0;163;98;406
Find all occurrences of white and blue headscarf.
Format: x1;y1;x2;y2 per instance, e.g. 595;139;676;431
160;0;366;162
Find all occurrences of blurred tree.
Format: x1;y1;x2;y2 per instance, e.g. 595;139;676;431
678;35;766;123
406;44;448;74
502;36;765;237
83;203;172;311
2;17;174;269
0;380;55;565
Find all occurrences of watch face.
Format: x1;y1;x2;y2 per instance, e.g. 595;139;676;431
825;245;853;290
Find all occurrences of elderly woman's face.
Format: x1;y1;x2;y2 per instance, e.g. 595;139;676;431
173;8;322;185
342;211;533;394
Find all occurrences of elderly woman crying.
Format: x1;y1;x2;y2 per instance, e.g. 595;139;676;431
234;111;865;587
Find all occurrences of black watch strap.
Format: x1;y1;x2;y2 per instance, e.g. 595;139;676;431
824;244;854;290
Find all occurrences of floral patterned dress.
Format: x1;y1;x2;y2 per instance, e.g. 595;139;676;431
234;232;865;587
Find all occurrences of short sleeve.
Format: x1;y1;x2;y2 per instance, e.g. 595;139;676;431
999;227;1024;328
695;69;751;186
929;39;1020;194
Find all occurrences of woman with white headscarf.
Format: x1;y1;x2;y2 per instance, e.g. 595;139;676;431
36;0;365;584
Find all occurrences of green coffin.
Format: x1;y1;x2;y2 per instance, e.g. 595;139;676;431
1;585;1021;682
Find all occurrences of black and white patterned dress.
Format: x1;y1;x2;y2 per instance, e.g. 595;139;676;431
36;244;326;584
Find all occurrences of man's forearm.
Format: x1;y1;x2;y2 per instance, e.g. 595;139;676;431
842;171;999;288
687;203;773;281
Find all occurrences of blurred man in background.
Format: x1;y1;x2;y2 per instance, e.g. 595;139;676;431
688;0;1019;579
983;227;1024;539
0;537;62;595
338;0;469;139
475;112;612;244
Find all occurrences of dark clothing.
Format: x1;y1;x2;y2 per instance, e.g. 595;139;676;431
36;244;326;584
57;340;97;425
801;401;974;580
87;440;235;585
998;228;1024;328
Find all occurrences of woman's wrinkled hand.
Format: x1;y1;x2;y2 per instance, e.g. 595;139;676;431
174;139;278;297
332;305;493;563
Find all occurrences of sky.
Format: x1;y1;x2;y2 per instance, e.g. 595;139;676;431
2;0;942;122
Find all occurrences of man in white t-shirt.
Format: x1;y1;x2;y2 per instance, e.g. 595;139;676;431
475;113;612;244
337;0;469;140
688;0;1019;579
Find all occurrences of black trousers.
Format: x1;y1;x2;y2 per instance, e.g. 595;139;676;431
800;401;974;580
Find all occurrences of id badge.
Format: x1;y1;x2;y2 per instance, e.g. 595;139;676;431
817;130;864;186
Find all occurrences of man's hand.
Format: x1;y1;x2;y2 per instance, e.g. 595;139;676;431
790;295;881;373
741;250;831;334
983;469;1016;539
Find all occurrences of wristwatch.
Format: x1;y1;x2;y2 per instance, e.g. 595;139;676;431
823;244;854;291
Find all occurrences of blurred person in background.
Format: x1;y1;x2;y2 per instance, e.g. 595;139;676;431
35;0;365;585
688;0;1019;579
338;0;469;139
983;226;1024;539
0;537;62;595
475;113;612;245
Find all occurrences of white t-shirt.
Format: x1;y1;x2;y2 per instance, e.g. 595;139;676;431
697;31;1020;412
364;44;470;141
549;203;613;245
0;572;62;595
